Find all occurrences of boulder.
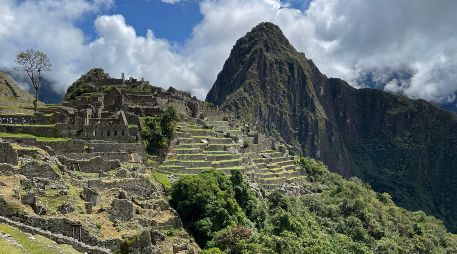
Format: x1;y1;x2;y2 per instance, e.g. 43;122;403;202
150;230;165;244
58;203;75;214
80;187;100;206
0;142;18;165
0;163;15;176
108;198;135;222
20;160;60;180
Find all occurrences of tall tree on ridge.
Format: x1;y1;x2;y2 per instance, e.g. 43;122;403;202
15;49;52;113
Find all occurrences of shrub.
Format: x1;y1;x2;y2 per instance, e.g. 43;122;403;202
140;106;178;155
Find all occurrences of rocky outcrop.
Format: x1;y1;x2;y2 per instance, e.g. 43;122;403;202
0;142;18;165
20;160;60;180
108;198;136;223
207;22;457;232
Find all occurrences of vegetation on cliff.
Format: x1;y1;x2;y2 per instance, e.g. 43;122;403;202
64;68;109;101
170;159;457;253
140;106;178;155
206;22;457;232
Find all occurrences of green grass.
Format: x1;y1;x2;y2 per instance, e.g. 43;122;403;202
0;132;69;142
0;224;81;254
0;124;56;127
152;172;173;190
211;158;243;165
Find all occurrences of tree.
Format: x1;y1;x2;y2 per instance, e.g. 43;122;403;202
15;49;51;113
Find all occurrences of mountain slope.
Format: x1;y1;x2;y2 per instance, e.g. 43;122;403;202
206;22;457;232
0;71;43;114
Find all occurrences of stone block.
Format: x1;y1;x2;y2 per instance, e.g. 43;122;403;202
108;199;135;222
20;160;60;180
80;187;100;206
0;142;18;165
0;163;15;176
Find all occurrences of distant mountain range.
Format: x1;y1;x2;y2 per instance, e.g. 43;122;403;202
4;70;63;104
206;22;457;232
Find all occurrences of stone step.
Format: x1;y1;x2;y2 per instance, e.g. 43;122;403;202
206;154;240;161
194;136;234;144
286;175;307;183
254;156;295;164
211;158;244;168
175;131;191;138
185;128;217;137
174;148;203;154
175;154;207;161
175;143;207;149
215;166;247;174
164;160;213;168
177;136;234;145
205;143;238;151
256;170;301;180
157;165;214;175
260;151;284;158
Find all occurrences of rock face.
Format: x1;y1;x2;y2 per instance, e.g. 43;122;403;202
20;160;60;180
0;142;18;165
206;22;457;232
108;199;135;222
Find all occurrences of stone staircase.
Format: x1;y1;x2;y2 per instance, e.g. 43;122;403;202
157;122;248;175
155;119;306;190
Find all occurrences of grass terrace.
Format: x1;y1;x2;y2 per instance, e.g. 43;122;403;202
0;224;81;254
0;132;69;142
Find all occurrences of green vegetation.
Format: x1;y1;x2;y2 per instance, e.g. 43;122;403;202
140;106;178;155
0;132;69;142
0;224;80;254
170;159;457;253
64;68;108;101
152;172;173;191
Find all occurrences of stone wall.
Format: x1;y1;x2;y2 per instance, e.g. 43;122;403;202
80;125;133;143
87;142;144;154
0;125;60;137
0;215;111;254
88;178;156;199
58;156;120;173
20;160;60;180
0;114;56;125
65;152;129;162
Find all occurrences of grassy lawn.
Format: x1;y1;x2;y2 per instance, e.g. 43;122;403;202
0;224;81;254
0;132;69;142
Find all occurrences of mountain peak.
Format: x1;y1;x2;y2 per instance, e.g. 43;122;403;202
238;22;294;53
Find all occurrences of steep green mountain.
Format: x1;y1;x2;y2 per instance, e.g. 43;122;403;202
206;22;457;232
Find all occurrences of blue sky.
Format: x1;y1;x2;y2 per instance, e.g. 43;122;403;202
1;0;457;108
77;0;203;44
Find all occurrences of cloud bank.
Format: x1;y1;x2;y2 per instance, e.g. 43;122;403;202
1;0;457;105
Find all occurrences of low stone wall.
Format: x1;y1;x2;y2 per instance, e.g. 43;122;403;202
41;139;86;154
0;195;116;253
0;114;56;125
88;142;144;153
0;215;111;254
0;124;60;137
65;152;129;162
20;160;60;180
0;138;86;155
59;156;121;173
88;178;157;199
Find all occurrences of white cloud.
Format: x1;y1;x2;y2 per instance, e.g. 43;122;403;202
161;0;182;4
1;0;457;104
